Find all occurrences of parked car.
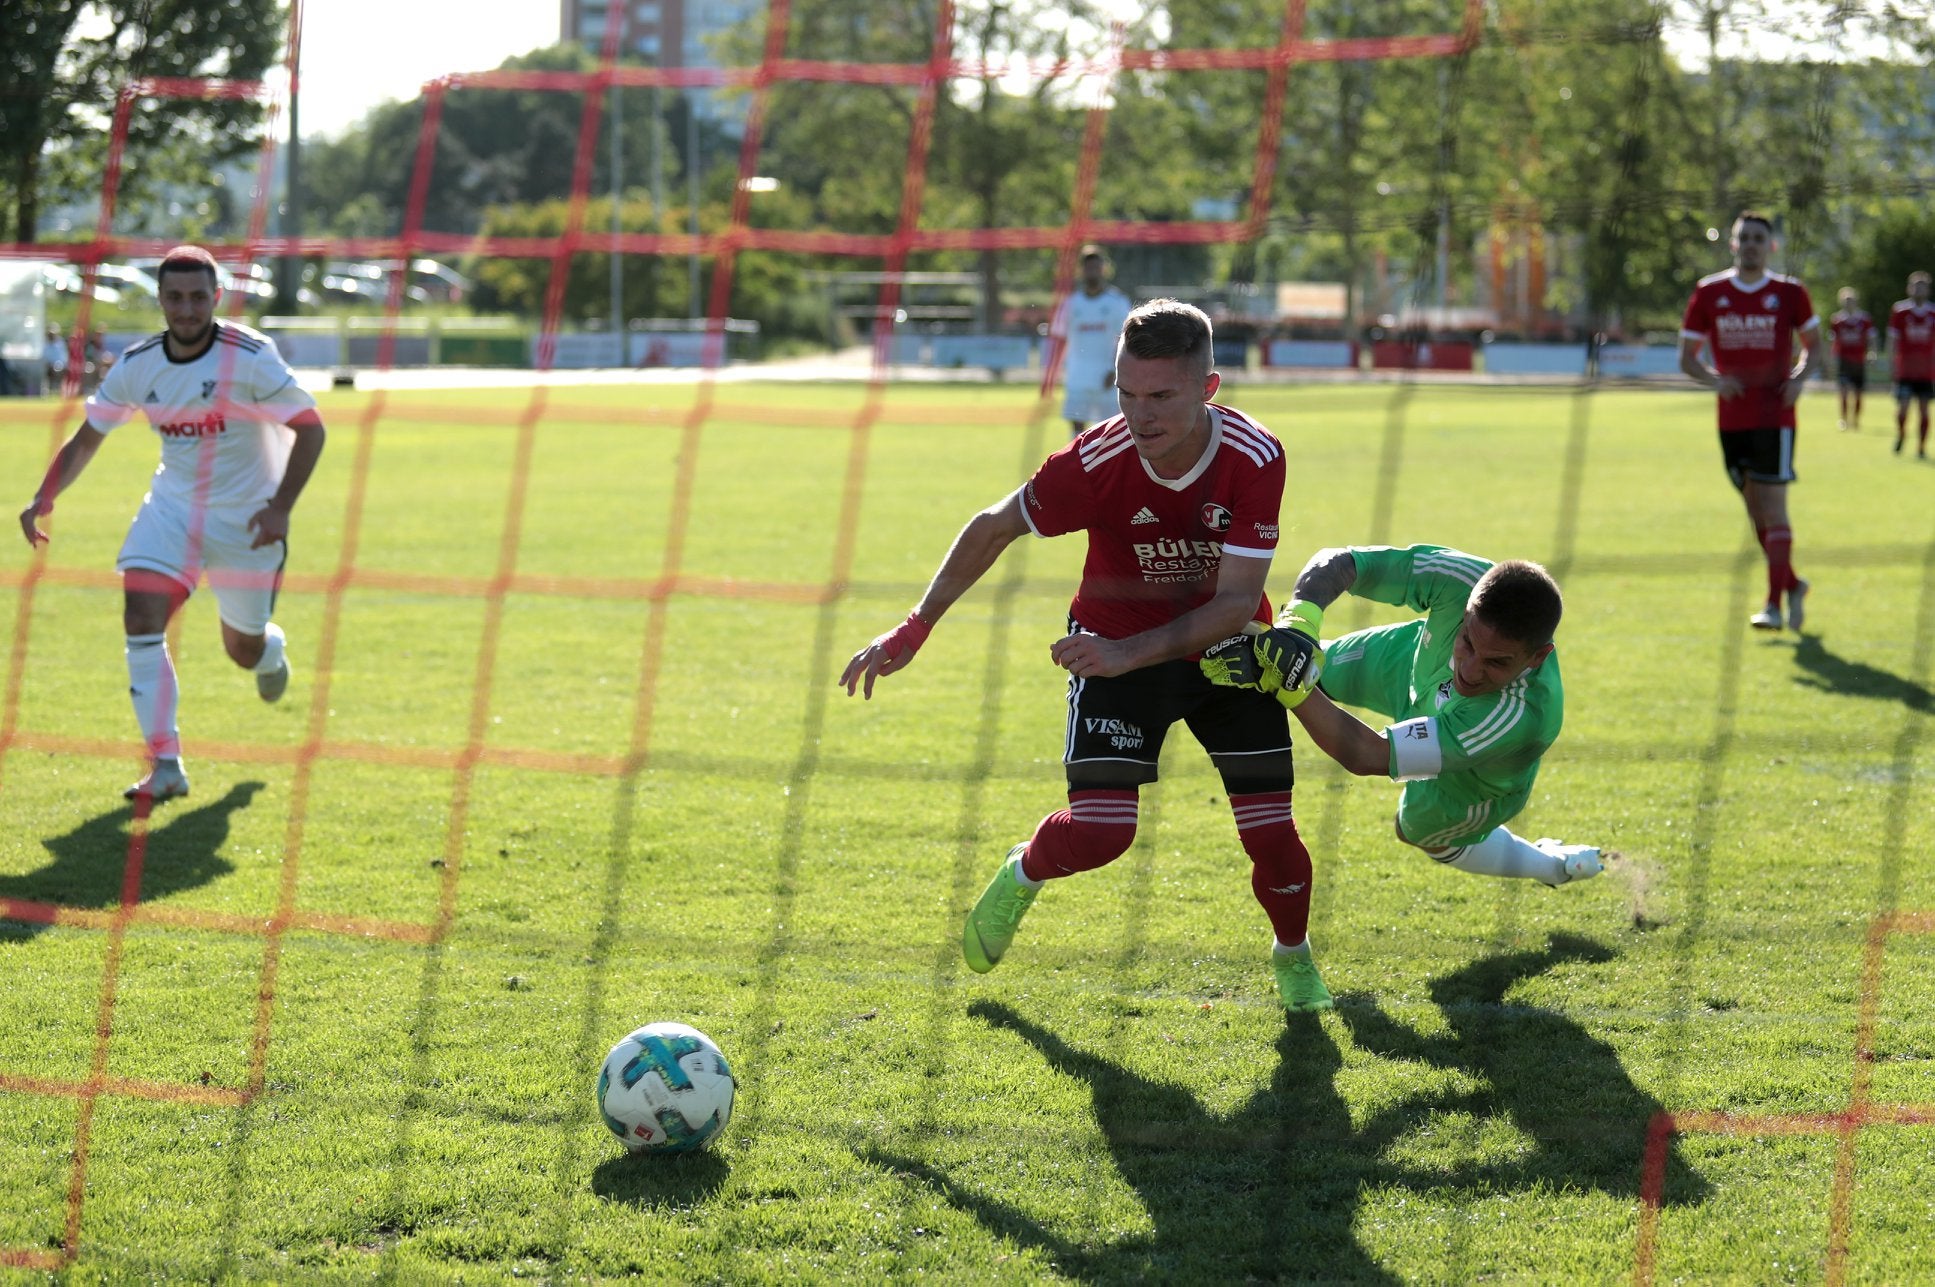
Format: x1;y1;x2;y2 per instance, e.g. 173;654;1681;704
40;264;123;305
90;262;161;300
305;261;429;305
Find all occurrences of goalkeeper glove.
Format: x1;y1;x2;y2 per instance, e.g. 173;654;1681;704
1260;599;1323;684
1201;625;1270;691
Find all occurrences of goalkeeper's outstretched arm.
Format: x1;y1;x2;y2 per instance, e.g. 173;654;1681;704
1289;546;1358;608
839;488;1030;699
1287;688;1391;778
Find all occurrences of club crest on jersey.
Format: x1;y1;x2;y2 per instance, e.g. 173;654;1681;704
1763;294;1778;309
201;379;218;399
1199;503;1232;532
1436;680;1454;707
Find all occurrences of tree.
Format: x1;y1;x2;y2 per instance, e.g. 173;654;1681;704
0;0;282;243
299;44;690;238
1841;203;1935;338
720;0;1128;329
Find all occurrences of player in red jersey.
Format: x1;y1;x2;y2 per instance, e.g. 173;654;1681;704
1888;271;1934;459
1828;287;1875;431
840;299;1332;1011
1678;212;1821;633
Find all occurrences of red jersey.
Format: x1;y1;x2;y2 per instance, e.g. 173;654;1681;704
1888;301;1935;381
1681;270;1817;431
1021;403;1283;641
1829;309;1874;363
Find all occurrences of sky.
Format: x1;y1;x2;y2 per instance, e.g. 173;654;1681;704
293;2;561;140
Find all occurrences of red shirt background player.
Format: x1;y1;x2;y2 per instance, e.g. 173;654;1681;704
1830;308;1875;367
1678;212;1821;634
1828;287;1875;431
1888;286;1935;383
1889;270;1935;457
1680;266;1816;431
839;298;1336;1013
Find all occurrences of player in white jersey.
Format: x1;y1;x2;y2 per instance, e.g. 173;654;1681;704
1045;246;1133;437
19;245;327;802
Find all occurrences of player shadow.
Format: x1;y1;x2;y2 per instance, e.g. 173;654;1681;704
860;1000;1408;1282
1790;635;1933;713
0;781;263;943
1335;932;1710;1210
589;1148;731;1208
858;937;1704;1280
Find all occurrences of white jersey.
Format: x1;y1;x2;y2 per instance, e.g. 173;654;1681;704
85;321;316;511
1050;285;1132;386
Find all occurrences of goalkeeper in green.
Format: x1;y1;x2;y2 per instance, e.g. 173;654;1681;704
1203;545;1602;887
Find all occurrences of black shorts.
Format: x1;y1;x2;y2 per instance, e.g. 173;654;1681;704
1718;426;1796;489
1061;648;1293;795
1897;379;1935;402
1837;364;1866;390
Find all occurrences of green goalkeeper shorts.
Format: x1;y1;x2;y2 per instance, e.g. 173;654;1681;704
1319;619;1532;849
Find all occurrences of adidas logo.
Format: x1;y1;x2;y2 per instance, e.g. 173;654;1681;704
145;391;160;403
1129;506;1159;525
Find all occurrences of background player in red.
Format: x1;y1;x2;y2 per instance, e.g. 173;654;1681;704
1678;211;1821;633
1828;286;1874;431
1888;271;1934;458
840;299;1333;1011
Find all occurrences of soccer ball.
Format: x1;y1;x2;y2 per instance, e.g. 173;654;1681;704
596;1021;736;1154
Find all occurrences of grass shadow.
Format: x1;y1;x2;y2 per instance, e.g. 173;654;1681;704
589;1148;732;1209
861;935;1705;1280
1791;635;1933;712
0;781;263;942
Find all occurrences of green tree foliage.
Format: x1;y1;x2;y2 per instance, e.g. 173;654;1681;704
299;44;704;237
466;186;831;344
1838;203;1935;337
719;0;1135;327
0;0;282;243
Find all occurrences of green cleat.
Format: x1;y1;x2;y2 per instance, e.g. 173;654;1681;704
963;844;1039;974
1272;945;1334;1012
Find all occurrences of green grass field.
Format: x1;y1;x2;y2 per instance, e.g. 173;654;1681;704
2;377;1931;1282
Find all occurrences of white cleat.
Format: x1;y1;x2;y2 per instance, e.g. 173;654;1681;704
1748;604;1782;631
1534;838;1602;886
257;653;290;703
125;758;190;803
1786;579;1809;634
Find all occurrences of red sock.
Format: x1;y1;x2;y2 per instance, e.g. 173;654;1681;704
1231;791;1313;947
1019;789;1138;880
1762;524;1795;599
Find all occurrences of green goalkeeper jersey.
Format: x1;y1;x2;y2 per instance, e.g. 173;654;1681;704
1326;544;1564;803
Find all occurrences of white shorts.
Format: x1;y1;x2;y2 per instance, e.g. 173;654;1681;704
1062;378;1119;428
117;492;286;635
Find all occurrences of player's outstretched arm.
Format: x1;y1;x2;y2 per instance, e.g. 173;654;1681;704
1287;688;1391;778
839;489;1030;699
248;411;327;549
19;423;107;547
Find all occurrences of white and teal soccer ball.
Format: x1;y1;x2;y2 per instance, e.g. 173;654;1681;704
597;1021;736;1154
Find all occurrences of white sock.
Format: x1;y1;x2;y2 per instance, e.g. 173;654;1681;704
1274;938;1310;957
1010;850;1043;890
126;633;180;759
1436;826;1564;885
253;622;286;674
